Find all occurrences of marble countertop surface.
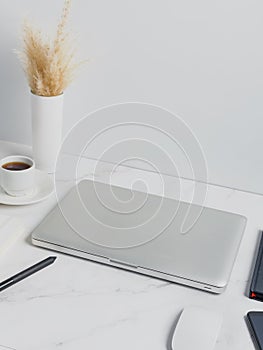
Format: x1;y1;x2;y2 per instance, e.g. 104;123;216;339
0;140;263;350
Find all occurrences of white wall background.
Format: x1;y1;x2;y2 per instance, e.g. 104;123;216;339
0;0;263;194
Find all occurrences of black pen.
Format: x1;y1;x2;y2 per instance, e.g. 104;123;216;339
0;256;57;292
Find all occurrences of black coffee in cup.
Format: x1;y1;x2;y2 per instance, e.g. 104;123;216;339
2;161;31;171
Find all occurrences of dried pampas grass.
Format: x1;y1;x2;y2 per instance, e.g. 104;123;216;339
17;0;80;97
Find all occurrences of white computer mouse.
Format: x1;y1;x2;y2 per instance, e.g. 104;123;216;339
172;306;223;350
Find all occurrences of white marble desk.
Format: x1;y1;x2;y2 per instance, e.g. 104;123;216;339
0;140;262;350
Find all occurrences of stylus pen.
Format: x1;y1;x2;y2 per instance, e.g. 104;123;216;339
0;256;57;292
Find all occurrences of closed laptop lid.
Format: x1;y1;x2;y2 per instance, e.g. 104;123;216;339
32;180;246;289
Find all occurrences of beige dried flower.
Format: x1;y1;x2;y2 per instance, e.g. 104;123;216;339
17;0;80;97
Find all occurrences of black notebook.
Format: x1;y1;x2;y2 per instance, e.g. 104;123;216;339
250;231;263;301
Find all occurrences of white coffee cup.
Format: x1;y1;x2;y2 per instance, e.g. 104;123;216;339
0;155;35;197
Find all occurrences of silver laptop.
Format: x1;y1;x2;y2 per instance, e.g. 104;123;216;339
32;180;246;293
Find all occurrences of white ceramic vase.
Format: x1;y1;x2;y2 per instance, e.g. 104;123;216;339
31;92;64;173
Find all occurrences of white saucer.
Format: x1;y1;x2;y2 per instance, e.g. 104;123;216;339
0;169;54;206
